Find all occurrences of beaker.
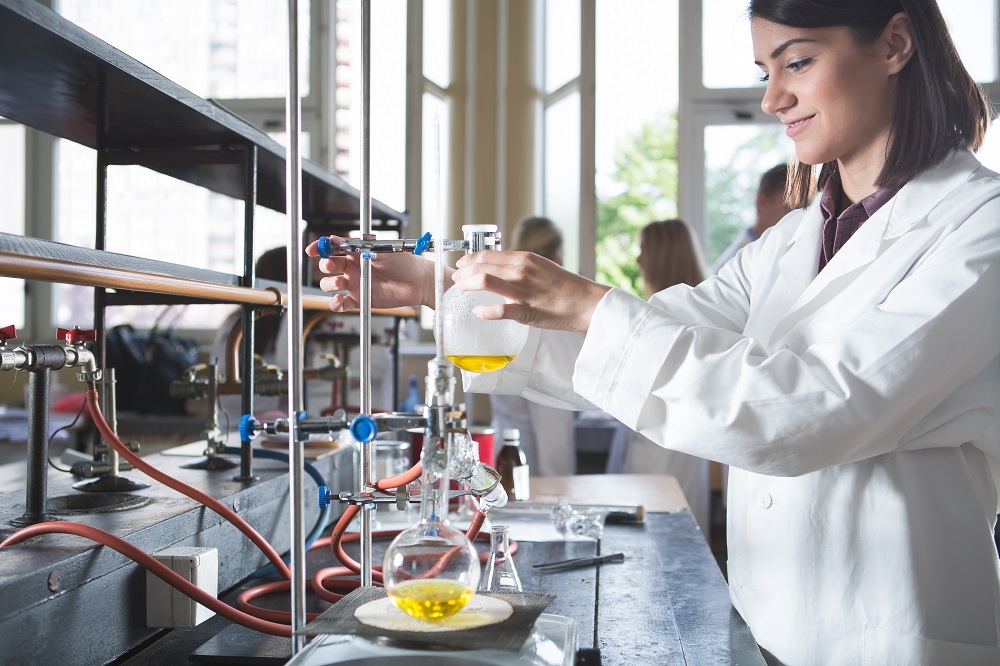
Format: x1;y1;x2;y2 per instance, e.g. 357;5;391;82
439;224;529;373
480;524;522;593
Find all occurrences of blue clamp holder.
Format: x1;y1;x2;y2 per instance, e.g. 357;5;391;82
350;414;377;444
238;414;259;442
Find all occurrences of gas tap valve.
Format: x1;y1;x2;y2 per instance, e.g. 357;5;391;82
0;325;101;382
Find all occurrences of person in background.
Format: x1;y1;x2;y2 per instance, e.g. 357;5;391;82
626;219;711;529
712;163;792;274
489;216;576;476
309;1;999;661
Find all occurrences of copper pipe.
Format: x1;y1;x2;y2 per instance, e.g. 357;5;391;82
220;309;282;389
0;252;416;316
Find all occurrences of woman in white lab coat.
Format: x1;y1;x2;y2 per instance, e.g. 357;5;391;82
309;1;999;663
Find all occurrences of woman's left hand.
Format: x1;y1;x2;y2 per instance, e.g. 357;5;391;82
452;250;611;332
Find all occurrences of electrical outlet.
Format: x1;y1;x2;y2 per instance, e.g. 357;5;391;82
146;547;218;628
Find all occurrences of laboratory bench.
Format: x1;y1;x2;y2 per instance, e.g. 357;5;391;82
108;474;763;665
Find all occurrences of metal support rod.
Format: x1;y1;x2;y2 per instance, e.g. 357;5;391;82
285;0;307;651
392;317;401;410
358;0;375;588
239;144;258;479
103;367;120;479
94;145;109;461
12;369;56;527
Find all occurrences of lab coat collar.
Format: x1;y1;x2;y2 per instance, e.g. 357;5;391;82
776;150;982;308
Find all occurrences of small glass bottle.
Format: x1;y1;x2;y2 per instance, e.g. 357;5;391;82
480;525;522;593
495;428;530;501
439;224;529;373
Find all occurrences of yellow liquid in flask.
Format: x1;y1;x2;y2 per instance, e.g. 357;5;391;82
446;354;516;373
388;579;475;620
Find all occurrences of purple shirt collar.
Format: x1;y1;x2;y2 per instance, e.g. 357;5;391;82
818;173;901;271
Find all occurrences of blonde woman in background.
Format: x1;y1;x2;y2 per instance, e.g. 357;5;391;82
627;219;711;530
489;216;576;476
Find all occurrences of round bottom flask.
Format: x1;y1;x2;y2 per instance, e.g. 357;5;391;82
382;449;481;620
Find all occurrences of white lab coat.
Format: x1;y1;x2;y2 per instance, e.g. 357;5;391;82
467;151;1000;665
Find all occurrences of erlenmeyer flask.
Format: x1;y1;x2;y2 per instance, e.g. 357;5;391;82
480;525;522;593
439;224;529;373
382;431;481;620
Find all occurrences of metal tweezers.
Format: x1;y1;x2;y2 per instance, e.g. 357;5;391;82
532;552;625;572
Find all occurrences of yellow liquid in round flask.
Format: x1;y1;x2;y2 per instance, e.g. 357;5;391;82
439;225;529;373
382;437;481;623
387;579;475;620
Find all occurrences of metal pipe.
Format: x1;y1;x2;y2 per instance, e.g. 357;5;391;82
358;0;375;588
0;252;417;315
15;369;53;526
285;0;307;650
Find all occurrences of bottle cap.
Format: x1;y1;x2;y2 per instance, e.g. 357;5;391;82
501;428;520;442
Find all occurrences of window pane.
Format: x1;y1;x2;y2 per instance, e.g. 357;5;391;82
423;0;451;88
978;116;1000;172
58;0;310;99
53;138;299;330
702;0;759;89
596;0;678;186
0;123;26;329
595;0;679;295
545;0;581;92
544;92;581;273
940;0;998;83
704;123;793;265
337;0;407;211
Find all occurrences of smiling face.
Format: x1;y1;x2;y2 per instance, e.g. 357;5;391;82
752;18;900;187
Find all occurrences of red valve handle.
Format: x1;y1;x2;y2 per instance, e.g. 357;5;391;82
0;325;16;343
56;327;97;344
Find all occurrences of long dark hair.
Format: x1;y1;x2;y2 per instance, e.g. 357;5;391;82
749;0;992;208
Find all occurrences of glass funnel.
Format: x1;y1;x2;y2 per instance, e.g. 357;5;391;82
382;430;481;620
439;224;529;373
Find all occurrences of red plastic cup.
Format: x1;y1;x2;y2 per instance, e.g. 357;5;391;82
468;426;495;467
407;426;494;468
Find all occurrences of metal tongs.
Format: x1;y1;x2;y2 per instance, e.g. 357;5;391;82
532;552;625;573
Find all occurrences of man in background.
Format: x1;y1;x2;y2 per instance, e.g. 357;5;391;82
712;163;791;274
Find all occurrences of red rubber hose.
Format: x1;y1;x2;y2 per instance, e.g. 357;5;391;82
375;462;422;490
85;389;291;580
0;521;292;637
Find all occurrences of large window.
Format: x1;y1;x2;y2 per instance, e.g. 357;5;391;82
28;0;409;332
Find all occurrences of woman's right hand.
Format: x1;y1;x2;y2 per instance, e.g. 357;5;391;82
305;236;441;312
